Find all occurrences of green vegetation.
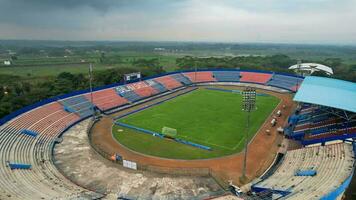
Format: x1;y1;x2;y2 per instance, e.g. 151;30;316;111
0;40;355;119
114;89;279;159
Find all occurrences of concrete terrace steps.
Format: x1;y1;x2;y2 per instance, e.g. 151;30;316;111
253;143;354;199
0;102;101;199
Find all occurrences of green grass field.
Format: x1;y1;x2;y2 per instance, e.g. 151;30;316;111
113;88;279;159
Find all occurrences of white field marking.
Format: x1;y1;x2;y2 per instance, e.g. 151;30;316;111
232;134;246;150
178;134;235;151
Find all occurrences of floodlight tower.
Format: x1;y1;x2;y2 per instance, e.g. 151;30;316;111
241;87;256;180
89;63;95;120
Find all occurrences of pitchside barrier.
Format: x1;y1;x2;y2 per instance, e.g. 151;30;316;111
205;87;270;96
115;121;211;151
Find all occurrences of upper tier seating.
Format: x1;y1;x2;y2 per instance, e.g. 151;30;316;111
171;73;192;85
84;88;128;111
240;72;272;84
268;74;303;91
59;95;94;118
0;102;100;199
212;71;240;82
183;72;216;83
305;124;356;141
154;75;183;90
253;143;355;200
145;80;168;93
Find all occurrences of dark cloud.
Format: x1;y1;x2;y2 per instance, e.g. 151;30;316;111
0;0;355;44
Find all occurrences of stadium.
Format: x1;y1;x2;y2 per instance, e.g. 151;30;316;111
0;69;355;200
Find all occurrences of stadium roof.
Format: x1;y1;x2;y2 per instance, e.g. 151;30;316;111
294;76;356;113
289;63;333;75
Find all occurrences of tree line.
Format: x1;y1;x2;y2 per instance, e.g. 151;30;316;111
0;54;355;119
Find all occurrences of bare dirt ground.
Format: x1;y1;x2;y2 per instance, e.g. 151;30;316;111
91;85;296;186
54;119;224;200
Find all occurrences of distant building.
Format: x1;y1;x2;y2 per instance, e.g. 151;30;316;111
154;48;165;51
4;60;12;66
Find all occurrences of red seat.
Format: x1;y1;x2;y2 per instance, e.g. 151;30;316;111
240;72;272;84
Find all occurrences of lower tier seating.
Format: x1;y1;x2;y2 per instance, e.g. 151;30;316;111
0;102;100;199
253;143;355;200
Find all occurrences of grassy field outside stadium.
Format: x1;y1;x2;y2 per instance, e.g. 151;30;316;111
113;88;280;159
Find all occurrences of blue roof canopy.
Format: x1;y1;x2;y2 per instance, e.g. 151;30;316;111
294;76;356;113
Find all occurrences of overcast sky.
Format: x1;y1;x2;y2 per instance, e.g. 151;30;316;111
0;0;355;44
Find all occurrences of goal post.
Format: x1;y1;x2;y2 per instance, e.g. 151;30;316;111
161;126;177;138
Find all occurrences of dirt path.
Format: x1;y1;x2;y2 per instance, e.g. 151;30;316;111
91;85;296;186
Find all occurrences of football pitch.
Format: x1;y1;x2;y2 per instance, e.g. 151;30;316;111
113;88;279;159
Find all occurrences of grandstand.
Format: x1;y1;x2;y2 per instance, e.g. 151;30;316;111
0;102;101;199
252;143;355;199
1;70;356;199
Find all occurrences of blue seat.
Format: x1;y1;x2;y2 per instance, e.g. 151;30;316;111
171;73;192;85
59;95;94;118
268;74;303;90
212;71;240;82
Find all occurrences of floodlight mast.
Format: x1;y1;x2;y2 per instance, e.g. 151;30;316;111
89;63;95;121
241;87;256;180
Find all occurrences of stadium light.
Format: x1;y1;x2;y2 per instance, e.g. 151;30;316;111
241;87;256;181
89;63;95;120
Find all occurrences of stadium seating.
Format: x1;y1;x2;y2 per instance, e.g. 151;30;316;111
252;143;355;199
240;72;272;84
127;81;159;98
146;80;168;93
212;71;240;82
171;73;192;85
84;88;129;111
0;102;100;199
154;75;183;90
183;71;216;83
115;85;142;102
268;74;303;91
0;70;305;199
59;95;94;118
